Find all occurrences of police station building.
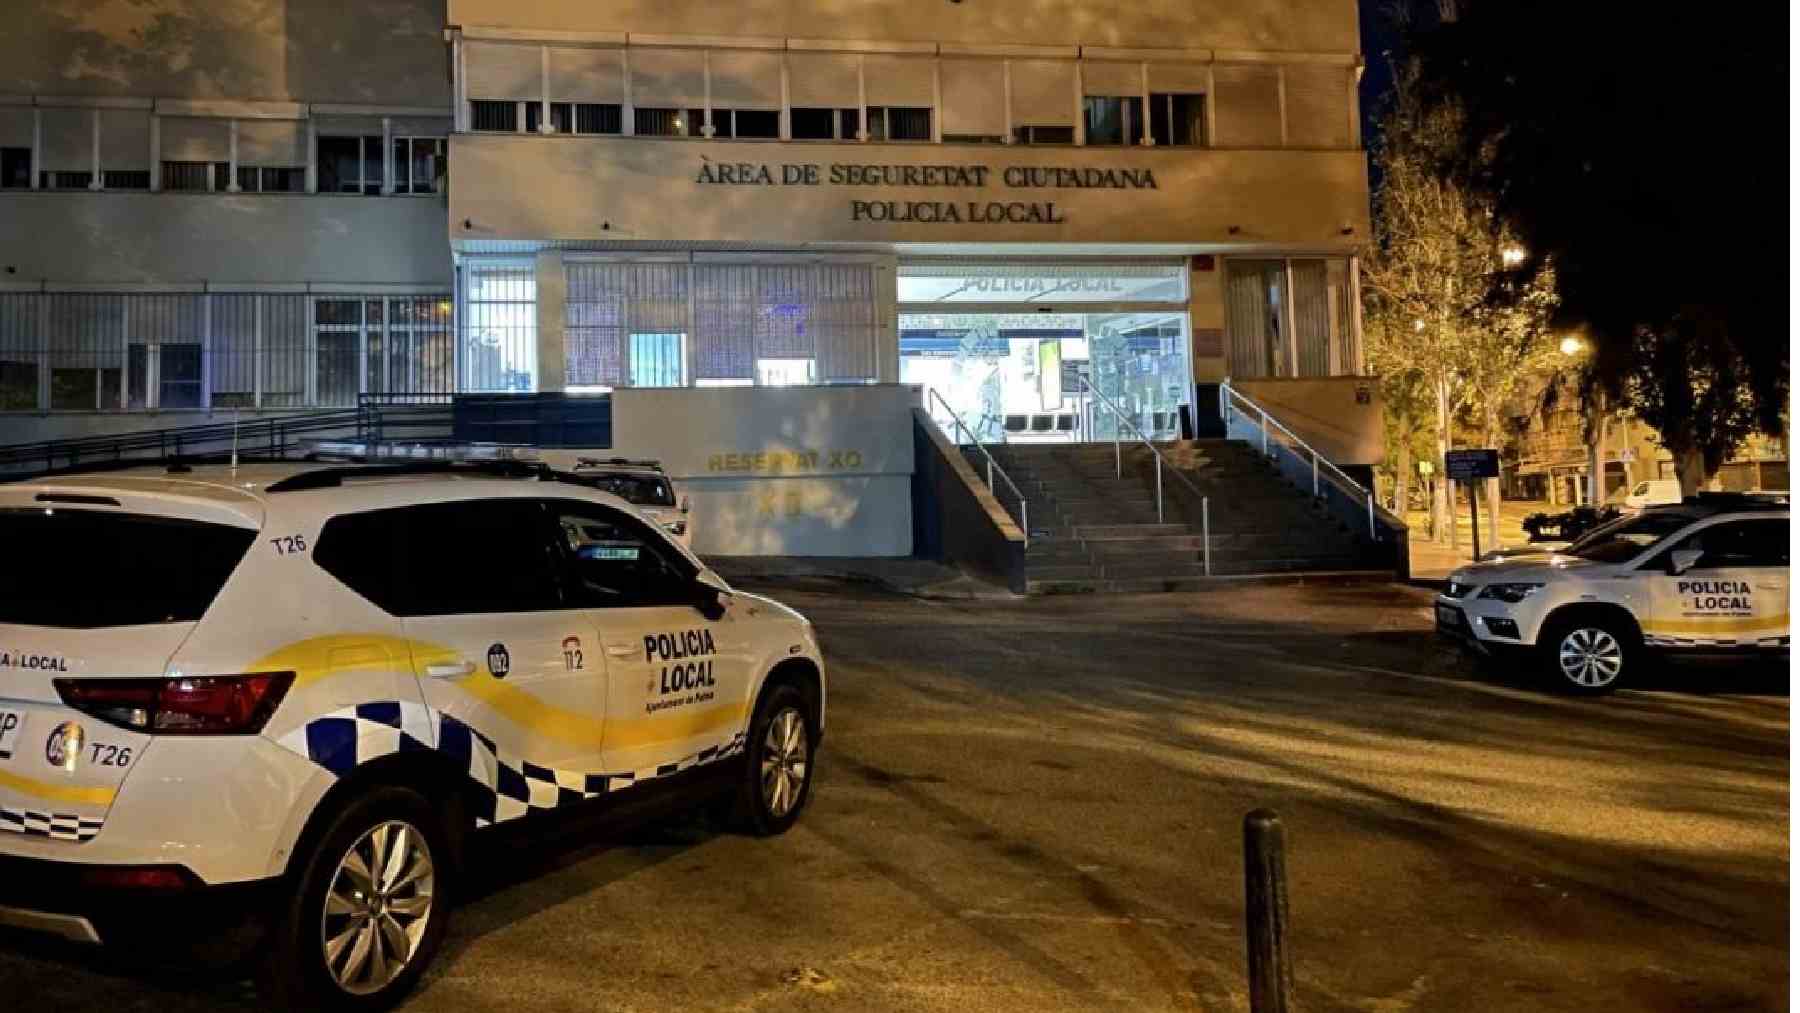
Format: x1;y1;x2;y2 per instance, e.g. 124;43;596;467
0;0;1378;559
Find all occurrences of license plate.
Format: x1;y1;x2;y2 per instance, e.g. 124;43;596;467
0;709;24;760
1435;604;1460;628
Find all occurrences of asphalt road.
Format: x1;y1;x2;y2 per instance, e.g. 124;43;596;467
0;580;1787;1011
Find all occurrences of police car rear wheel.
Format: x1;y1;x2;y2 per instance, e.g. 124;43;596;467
266;787;454;1011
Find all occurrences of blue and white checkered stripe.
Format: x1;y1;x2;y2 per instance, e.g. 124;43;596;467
280;703;747;827
0;805;104;843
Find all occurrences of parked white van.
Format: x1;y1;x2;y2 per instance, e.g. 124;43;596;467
1617;478;1682;513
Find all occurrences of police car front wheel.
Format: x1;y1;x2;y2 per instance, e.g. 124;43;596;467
1542;616;1637;695
264;786;455;1011
721;683;817;836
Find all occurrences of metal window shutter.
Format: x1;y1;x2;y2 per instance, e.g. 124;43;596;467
863;54;934;108
39;108;91;170
1148;62;1211;96
630;48;708;108
466;41;541;99
99;109;150;170
693;264;755;381
1009;60;1075;126
814;264;878;382
939;59;1005;137
709;50;783;110
1289;259;1332;377
159;116;228;161
1081;61;1141;97
237;119;305;165
1283;64;1350;148
1212;65;1280;147
550;46;623;104
787;52;859;109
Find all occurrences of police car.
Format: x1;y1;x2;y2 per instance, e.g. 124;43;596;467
1437;494;1789;694
565;456;691;548
0;446;823;1008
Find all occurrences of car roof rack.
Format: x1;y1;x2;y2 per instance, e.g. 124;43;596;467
1683;491;1790;511
0;452;289;485
264;458;554;493
573;456;663;472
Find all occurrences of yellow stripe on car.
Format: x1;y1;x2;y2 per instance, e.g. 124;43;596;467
0;767;116;807
1642;614;1791;635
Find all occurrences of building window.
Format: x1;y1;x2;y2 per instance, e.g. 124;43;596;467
1;148;30;189
1083;96;1144;146
470;100;519;133
628;333;687;387
574;103;623;135
525;102;574;135
791;107;859;141
700;108;781;140
1149;93;1206;147
40;171;92;190
102;170;150;190
866;107;931;142
235;166;305;193
317;135;384;194
462;264;537;392
1224;258;1355;379
161;161;212;191
756;358;816;387
1013;125;1075;145
634;107;689;137
391;138;445;194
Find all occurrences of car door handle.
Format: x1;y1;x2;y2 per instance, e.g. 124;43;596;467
605;643;638;658
424;660;476;679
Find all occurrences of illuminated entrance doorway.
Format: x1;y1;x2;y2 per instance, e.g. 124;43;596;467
898;262;1192;443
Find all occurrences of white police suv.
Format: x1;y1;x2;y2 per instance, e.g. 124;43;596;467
564;456;692;548
1437;494;1788;694
0;447;824;1008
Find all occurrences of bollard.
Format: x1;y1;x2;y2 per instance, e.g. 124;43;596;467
1243;809;1293;1013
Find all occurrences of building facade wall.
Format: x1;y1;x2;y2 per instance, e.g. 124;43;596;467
446;0;1360;53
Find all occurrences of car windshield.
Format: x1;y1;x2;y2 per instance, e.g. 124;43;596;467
575;473;676;507
1563;511;1695;563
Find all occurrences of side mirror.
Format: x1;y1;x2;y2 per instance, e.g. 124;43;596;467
695;568;731;596
691;569;730;619
1668;548;1704;576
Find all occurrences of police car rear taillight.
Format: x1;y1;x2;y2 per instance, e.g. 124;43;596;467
53;673;295;735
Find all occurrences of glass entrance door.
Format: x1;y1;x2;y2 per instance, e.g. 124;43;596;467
900;311;1190;443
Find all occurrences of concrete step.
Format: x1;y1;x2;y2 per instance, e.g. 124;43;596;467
1066;523;1192;539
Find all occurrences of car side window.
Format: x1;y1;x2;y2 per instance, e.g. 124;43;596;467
1689;519;1789;569
547;499;696;608
315;499;564;616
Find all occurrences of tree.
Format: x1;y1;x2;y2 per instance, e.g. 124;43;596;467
1361;55;1559;544
1407;0;1788;494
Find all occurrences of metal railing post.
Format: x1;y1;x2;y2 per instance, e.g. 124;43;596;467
1367;493;1376;539
1203;497;1212;576
1156;454;1164;523
1114;424;1121;478
1311;451;1319;498
1261;411;1269;457
1020;499;1029;544
987;457;994;491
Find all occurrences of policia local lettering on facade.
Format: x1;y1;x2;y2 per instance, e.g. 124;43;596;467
694;159;1159;225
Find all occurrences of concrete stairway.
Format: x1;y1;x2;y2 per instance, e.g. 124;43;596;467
982;440;1385;593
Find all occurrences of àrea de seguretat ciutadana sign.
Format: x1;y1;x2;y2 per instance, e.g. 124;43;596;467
694;159;1159;225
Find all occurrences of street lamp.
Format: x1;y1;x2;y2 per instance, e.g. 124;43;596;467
1501;247;1525;267
1559;335;1584;356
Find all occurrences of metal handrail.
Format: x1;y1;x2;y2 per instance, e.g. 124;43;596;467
1077;376;1212;576
925;387;1030;546
1218;380;1378;539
